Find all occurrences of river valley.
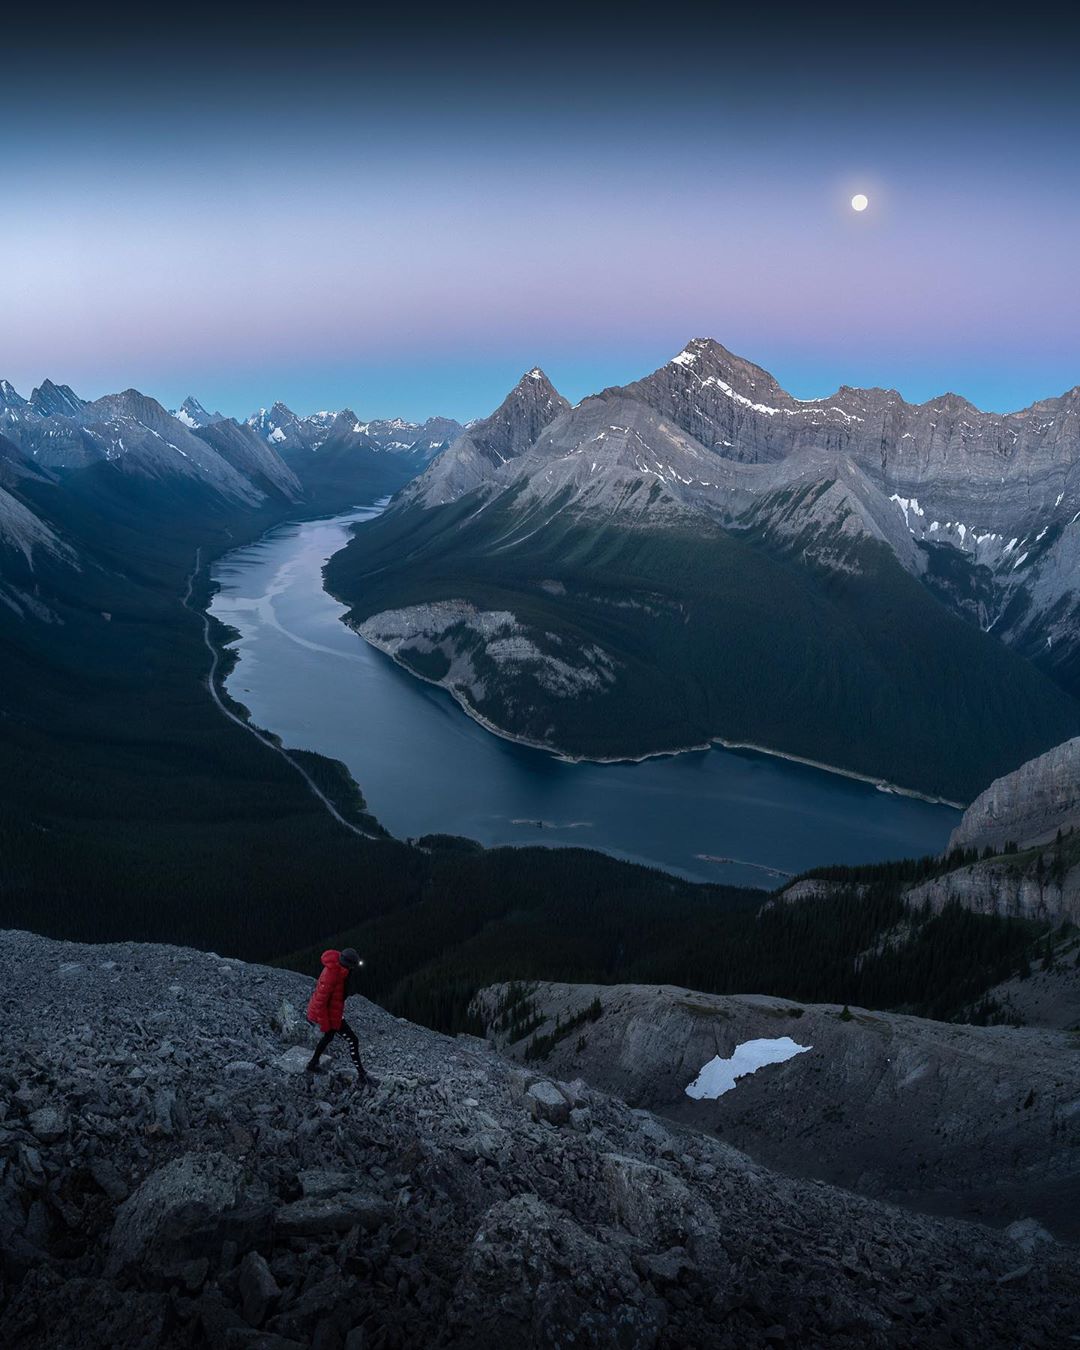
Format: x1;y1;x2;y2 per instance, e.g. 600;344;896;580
208;504;960;888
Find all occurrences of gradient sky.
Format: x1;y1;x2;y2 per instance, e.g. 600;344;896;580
3;8;1079;422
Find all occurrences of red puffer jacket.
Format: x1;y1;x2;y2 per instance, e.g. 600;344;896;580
307;950;350;1032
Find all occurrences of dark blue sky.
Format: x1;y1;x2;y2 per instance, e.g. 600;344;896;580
3;7;1079;420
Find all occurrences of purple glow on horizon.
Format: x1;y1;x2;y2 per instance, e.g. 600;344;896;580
3;22;1078;422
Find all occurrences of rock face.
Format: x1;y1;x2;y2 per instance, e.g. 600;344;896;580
476;980;1080;1241
2;932;1078;1348
355;599;618;737
905;856;1080;925
949;736;1080;851
407;368;570;507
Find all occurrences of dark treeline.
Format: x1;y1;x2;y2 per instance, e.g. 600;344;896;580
0;453;1053;1044
279;839;1041;1034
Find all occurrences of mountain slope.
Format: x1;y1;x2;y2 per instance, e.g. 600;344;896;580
478;979;1080;1237
949;736;1080;851
328;469;1079;806
1;929;1075;1350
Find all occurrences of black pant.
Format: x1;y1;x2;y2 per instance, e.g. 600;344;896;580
308;1018;365;1074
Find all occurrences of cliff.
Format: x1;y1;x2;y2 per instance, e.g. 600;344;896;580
949;737;1080;852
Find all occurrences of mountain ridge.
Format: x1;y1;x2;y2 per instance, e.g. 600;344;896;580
326;341;1080;801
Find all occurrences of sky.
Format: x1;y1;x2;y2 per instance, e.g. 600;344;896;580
3;7;1079;422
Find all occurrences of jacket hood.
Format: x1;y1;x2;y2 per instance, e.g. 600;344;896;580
320;949;341;968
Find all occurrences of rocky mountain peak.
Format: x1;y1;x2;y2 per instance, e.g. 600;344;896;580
246;403;302;443
462;369;570;468
0;380;27;410
28;379;85;419
510;365;560;400
82;388;174;428
174;396;225;429
665;338;791;402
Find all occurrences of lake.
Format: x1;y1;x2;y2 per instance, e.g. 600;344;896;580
208;503;960;888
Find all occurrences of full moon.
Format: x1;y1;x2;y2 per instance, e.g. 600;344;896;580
851;193;869;212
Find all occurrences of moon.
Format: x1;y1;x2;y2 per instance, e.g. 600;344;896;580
851;193;869;212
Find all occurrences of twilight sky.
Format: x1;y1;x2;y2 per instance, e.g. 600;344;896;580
4;8;1079;422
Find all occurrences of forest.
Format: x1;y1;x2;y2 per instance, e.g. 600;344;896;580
0;448;1059;1046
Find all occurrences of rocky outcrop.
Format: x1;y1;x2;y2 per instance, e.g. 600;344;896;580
2;931;1078;1348
949;737;1080;851
356;600;618;740
905;856;1080;925
477;980;1080;1241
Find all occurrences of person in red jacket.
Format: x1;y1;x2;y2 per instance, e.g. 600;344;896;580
305;947;370;1082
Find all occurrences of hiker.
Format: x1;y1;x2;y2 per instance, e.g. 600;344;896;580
306;947;371;1083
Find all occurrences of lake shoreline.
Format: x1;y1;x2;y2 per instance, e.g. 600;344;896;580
346;622;965;813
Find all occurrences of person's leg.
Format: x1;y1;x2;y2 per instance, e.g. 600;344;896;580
338;1019;366;1077
307;1029;335;1072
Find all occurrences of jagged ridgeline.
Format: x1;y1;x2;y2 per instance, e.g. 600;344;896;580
327;345;1080;803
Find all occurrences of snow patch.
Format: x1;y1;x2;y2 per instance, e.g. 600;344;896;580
685;1037;812;1100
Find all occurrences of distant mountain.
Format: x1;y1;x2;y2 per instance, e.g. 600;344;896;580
29;378;85;418
326;343;1080;802
172;395;226;429
0;380;297;505
246;403;462;468
0;378;463;519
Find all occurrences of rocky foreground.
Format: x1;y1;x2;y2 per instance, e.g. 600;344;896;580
1;932;1079;1349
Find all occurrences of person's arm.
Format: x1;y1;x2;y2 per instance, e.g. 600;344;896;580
309;969;331;1026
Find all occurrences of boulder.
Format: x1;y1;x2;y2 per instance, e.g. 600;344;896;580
601;1154;727;1273
524;1079;570;1126
26;1107;66;1143
106;1152;269;1278
1005;1217;1057;1254
274;1192;389;1237
274;1047;312;1076
297;1169;354;1200
238;1250;281;1326
448;1193;664;1348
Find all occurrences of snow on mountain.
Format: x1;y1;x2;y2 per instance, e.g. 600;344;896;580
246;404;461;465
172;395;226;429
392;340;1080;676
0;384;299;507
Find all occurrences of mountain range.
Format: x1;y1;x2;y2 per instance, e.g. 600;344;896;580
325;341;1080;802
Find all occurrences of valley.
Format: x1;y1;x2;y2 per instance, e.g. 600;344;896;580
209;504;959;888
